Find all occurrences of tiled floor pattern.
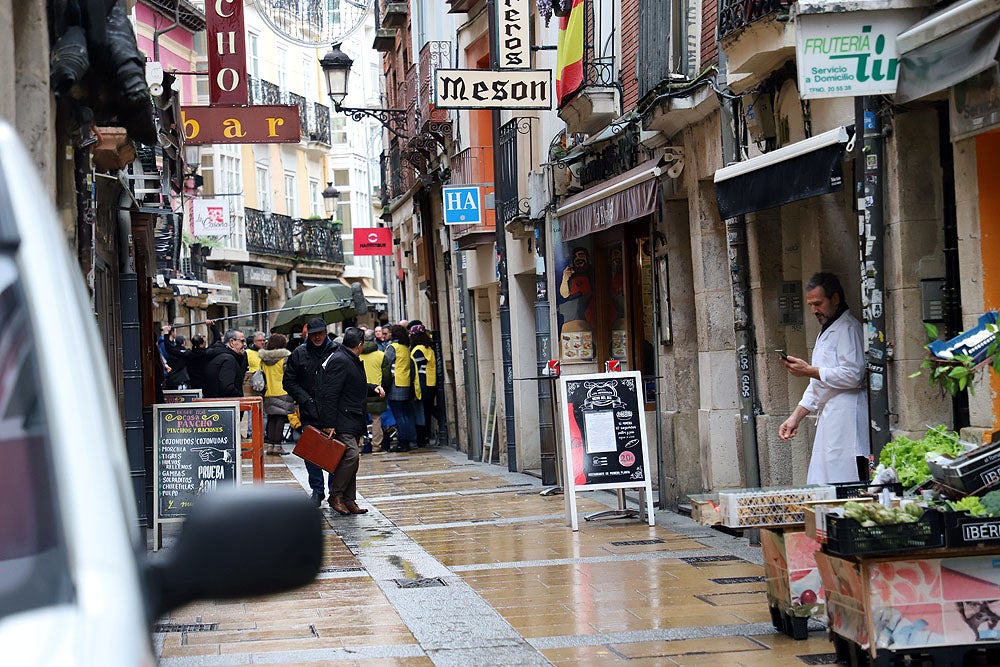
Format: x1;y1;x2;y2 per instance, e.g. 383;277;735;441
155;447;838;666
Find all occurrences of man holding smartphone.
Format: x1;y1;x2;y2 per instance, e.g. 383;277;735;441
778;272;870;484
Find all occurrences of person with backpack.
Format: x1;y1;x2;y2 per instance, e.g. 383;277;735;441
260;333;293;456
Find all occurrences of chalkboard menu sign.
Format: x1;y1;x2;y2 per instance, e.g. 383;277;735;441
163;389;203;403
154;402;241;524
558;371;655;530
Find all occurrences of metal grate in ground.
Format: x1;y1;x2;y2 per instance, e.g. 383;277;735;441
610;538;666;546
153;623;218;633
393;577;448;588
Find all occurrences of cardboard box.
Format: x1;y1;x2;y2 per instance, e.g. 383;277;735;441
761;528;825;618
816;549;1000;659
687;492;721;526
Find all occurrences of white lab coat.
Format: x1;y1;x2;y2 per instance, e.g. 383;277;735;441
799;309;870;484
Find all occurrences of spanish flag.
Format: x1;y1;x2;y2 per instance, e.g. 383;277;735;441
555;0;584;107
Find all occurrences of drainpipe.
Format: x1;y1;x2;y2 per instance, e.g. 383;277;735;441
487;0;517;471
457;248;482;459
722;91;762;488
117;187;147;527
534;224;557;485
855;96;890;461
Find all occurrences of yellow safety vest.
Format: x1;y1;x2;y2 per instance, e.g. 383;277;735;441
389;342;411;388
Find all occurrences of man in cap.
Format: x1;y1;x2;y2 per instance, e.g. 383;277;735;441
283;317;338;506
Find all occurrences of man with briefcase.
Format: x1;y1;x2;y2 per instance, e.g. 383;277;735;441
314;327;385;515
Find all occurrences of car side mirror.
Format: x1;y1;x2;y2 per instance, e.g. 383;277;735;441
142;487;323;625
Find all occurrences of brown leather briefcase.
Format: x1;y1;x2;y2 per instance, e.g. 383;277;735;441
293;426;347;473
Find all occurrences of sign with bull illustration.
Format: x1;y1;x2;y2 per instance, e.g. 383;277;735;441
558;371;654;530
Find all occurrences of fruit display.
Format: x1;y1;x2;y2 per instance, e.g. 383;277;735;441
719;486;836;527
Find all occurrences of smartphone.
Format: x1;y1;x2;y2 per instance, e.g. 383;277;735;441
775;349;788;360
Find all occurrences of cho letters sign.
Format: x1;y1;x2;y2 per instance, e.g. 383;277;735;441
443;186;483;225
206;0;248;105
795;11;918;99
192;198;230;236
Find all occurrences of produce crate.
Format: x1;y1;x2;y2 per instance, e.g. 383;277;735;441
943;511;1000;547
824;510;945;556
718;486;836;528
833;481;903;499
928;441;1000;494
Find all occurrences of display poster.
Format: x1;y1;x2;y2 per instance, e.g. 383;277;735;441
163;389;203;404
558;371;654;530
554;236;595;362
154;402;240;524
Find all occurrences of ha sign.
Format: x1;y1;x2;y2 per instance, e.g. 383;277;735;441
443;186;483;225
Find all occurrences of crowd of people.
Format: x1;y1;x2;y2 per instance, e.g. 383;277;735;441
156;316;439;510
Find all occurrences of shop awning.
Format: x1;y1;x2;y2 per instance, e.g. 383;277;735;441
556;156;664;242
895;0;1000;104
713;126;851;220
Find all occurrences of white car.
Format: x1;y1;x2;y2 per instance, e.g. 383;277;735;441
0;121;322;665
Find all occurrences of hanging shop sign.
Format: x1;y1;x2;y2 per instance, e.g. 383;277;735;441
180;105;302;144
951;63;1000;141
795;10;919;99
354;227;393;256
238;265;277;288
434;69;553;109
443;186;484;225
558;371;655;530
498;0;531;69
206;0;249;105
192;198;230;236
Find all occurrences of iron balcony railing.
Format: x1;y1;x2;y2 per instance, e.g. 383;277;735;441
418;41;450;127
449;146;495;241
310;102;331;144
288;92;307;137
719;0;790;40
244;207;344;264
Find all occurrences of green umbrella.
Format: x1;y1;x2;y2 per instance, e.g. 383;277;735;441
270;283;360;334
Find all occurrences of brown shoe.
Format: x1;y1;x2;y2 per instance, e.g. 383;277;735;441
344;501;368;514
328;496;351;515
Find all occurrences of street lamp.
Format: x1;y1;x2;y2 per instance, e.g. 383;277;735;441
320;43;410;139
322;181;342;231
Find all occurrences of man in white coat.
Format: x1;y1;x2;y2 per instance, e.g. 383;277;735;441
779;273;870;484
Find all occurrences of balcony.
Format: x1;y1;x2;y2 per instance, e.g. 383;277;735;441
445;0;477;14
718;0;794;90
448;146;496;249
417;41;452;141
288;92;307;138
381;2;407;28
381;146;417;203
248;77;282;105
244;208;345;265
308;102;331;145
373;28;398;52
558;57;620;136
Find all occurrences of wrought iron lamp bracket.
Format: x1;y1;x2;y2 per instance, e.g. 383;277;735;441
335;103;410;139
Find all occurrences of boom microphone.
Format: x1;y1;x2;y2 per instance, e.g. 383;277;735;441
351;281;369;315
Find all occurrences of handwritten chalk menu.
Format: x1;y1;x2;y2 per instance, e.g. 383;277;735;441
154;402;240;522
558;371;655;530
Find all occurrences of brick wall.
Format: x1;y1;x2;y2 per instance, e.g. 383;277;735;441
701;0;718;67
621;0;639;111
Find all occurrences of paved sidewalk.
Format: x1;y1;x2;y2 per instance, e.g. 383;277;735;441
154;445;837;666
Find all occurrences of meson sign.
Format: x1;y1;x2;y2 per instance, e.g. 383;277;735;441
434;69;552;110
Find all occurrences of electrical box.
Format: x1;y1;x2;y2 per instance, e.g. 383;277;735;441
746;93;776;143
778;281;803;326
921;278;946;322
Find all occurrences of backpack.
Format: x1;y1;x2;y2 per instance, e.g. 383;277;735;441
250;369;266;393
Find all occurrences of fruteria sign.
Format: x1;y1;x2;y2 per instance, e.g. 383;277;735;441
442;186;483;225
795;10;919;99
434;69;552;109
354;227;393;256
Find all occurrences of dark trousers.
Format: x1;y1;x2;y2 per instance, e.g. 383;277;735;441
389;399;417;445
305;459;333;497
415;387;437;446
328;433;361;502
265;414;287;445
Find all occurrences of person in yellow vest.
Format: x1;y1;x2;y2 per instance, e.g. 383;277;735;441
409;324;437;448
360;330;390;453
383;324;417;452
243;330;266;395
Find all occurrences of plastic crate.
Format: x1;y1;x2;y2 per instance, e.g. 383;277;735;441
824;510;945;556
928;441;1000;493
718;486;836;527
833;481;904;499
943;511;1000;547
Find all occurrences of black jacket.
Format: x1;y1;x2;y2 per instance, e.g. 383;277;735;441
202;345;247;398
315;345;377;437
186;348;209;389
163;339;191;389
282;337;337;426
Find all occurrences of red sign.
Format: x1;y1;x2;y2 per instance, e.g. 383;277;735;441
605;359;621;372
353;228;393;256
181;106;302;145
206;0;248;105
546;359;560;377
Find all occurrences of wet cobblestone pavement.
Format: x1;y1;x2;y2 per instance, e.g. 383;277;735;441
153;446;838;666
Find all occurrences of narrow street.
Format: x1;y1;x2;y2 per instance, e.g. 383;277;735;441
153;446;837;666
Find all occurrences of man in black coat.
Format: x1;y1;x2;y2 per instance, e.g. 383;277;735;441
315;327;384;515
283;317;338;506
202;330;248;398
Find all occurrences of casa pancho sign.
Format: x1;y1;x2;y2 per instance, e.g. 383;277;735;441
795;10;918;99
435;69;552;109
